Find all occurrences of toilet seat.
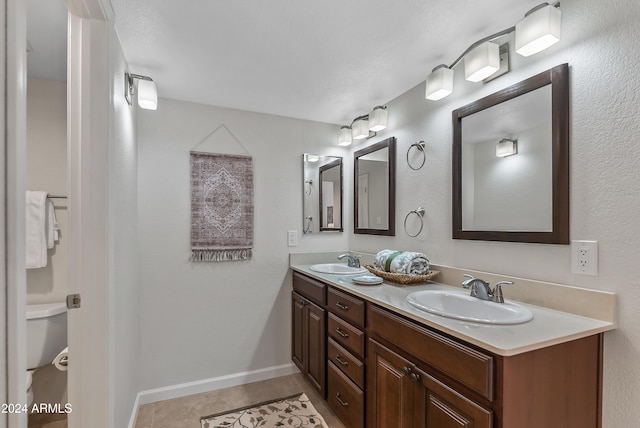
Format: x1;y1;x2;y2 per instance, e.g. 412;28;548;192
26;370;34;406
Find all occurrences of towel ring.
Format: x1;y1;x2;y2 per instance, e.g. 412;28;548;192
304;216;313;234
406;141;426;170
304;179;313;196
404;207;425;237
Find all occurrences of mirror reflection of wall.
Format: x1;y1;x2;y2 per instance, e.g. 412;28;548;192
303;154;343;233
461;86;553;232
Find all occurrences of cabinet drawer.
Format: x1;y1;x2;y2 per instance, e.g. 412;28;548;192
328;313;365;358
328;338;365;389
328;287;365;328
293;272;326;306
327;362;364;428
368;305;494;401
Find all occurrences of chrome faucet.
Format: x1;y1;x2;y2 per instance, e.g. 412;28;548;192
461;274;513;303
338;253;361;268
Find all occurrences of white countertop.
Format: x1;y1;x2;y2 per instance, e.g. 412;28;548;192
290;263;615;357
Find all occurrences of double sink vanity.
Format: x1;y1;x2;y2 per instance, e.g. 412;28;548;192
290;251;616;428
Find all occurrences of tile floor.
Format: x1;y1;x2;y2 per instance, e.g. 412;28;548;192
134;373;345;428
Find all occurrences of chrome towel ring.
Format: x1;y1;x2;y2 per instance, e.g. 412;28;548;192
304;216;313;234
406;141;426;170
304;179;313;196
404;207;425;237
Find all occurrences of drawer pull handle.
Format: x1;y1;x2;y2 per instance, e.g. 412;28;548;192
336;393;350;407
336;302;349;311
410;372;420;382
403;367;411;375
335;327;349;338
336;355;349;366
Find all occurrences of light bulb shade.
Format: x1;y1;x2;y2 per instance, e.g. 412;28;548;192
368;106;388;132
516;4;561;57
137;79;158;110
352;118;369;140
425;66;454;100
496;139;517;157
338;126;352;146
464;41;500;82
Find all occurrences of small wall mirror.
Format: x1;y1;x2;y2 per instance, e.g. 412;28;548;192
354;137;396;235
303;154;343;233
452;64;569;244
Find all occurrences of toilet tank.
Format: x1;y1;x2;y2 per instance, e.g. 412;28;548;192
26;303;67;369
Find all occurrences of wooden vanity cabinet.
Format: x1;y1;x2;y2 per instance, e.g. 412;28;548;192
367;304;603;428
292;272;327;397
326;287;366;428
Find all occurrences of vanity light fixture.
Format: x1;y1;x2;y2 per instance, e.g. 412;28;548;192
515;3;562;57
125;72;158;110
496;138;517;157
338;126;353;146
424;2;561;101
464;41;500;83
337;106;388;145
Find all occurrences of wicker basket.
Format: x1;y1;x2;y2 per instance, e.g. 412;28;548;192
364;265;440;285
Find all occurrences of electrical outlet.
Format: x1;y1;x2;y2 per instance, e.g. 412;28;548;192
571;240;598;276
287;230;298;247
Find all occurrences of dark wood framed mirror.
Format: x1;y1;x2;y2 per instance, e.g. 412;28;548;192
302;154;343;233
354;136;396;236
452;63;569;244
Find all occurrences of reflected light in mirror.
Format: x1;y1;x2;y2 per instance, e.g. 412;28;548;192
496;139;517;157
464;41;500;82
516;4;562;57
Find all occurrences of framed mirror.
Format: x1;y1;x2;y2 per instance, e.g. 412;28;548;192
452;63;569;244
302;154;343;233
354;137;396;235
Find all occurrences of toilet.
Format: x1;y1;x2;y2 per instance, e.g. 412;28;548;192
26;302;67;405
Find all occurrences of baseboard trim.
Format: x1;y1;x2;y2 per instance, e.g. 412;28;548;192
128;363;299;427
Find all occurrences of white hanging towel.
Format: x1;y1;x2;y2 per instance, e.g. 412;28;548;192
25;191;49;268
46;198;59;249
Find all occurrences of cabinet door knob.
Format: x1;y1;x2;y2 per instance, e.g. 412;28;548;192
336;393;350;407
336;355;349;366
335;327;349;338
336;302;349;311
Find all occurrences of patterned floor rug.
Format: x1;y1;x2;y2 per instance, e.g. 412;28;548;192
200;392;329;428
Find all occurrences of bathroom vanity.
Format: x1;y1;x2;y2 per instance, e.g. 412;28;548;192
290;254;615;428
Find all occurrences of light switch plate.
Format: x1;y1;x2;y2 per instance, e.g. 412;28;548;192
287;230;298;247
571;240;598;276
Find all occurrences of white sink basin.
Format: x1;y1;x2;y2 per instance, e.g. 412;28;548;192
406;290;533;325
309;263;368;275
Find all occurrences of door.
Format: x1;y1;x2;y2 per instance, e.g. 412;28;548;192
413;366;492;428
291;292;326;397
367;339;415;428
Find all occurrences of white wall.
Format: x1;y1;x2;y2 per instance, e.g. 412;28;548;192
349;0;640;426
26;78;68;304
137;100;348;391
110;31;139;428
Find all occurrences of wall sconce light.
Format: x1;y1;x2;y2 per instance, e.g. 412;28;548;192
496;138;518;157
125;72;158;110
515;3;562;57
424;2;561;101
337;106;388;146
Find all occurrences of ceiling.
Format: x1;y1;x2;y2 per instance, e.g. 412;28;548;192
28;0;543;125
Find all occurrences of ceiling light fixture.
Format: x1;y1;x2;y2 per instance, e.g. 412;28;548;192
496;138;518;157
424;2;561;101
337;106;388;146
125;72;158;110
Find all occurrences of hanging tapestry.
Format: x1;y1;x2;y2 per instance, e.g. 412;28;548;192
190;152;254;262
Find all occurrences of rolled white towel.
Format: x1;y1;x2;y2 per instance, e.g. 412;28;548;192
373;249;430;275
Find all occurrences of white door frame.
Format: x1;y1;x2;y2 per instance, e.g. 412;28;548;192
3;0;116;427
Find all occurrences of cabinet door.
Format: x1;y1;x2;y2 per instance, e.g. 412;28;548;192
367;339;415;428
291;292;306;371
413;366;492;428
306;299;326;396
